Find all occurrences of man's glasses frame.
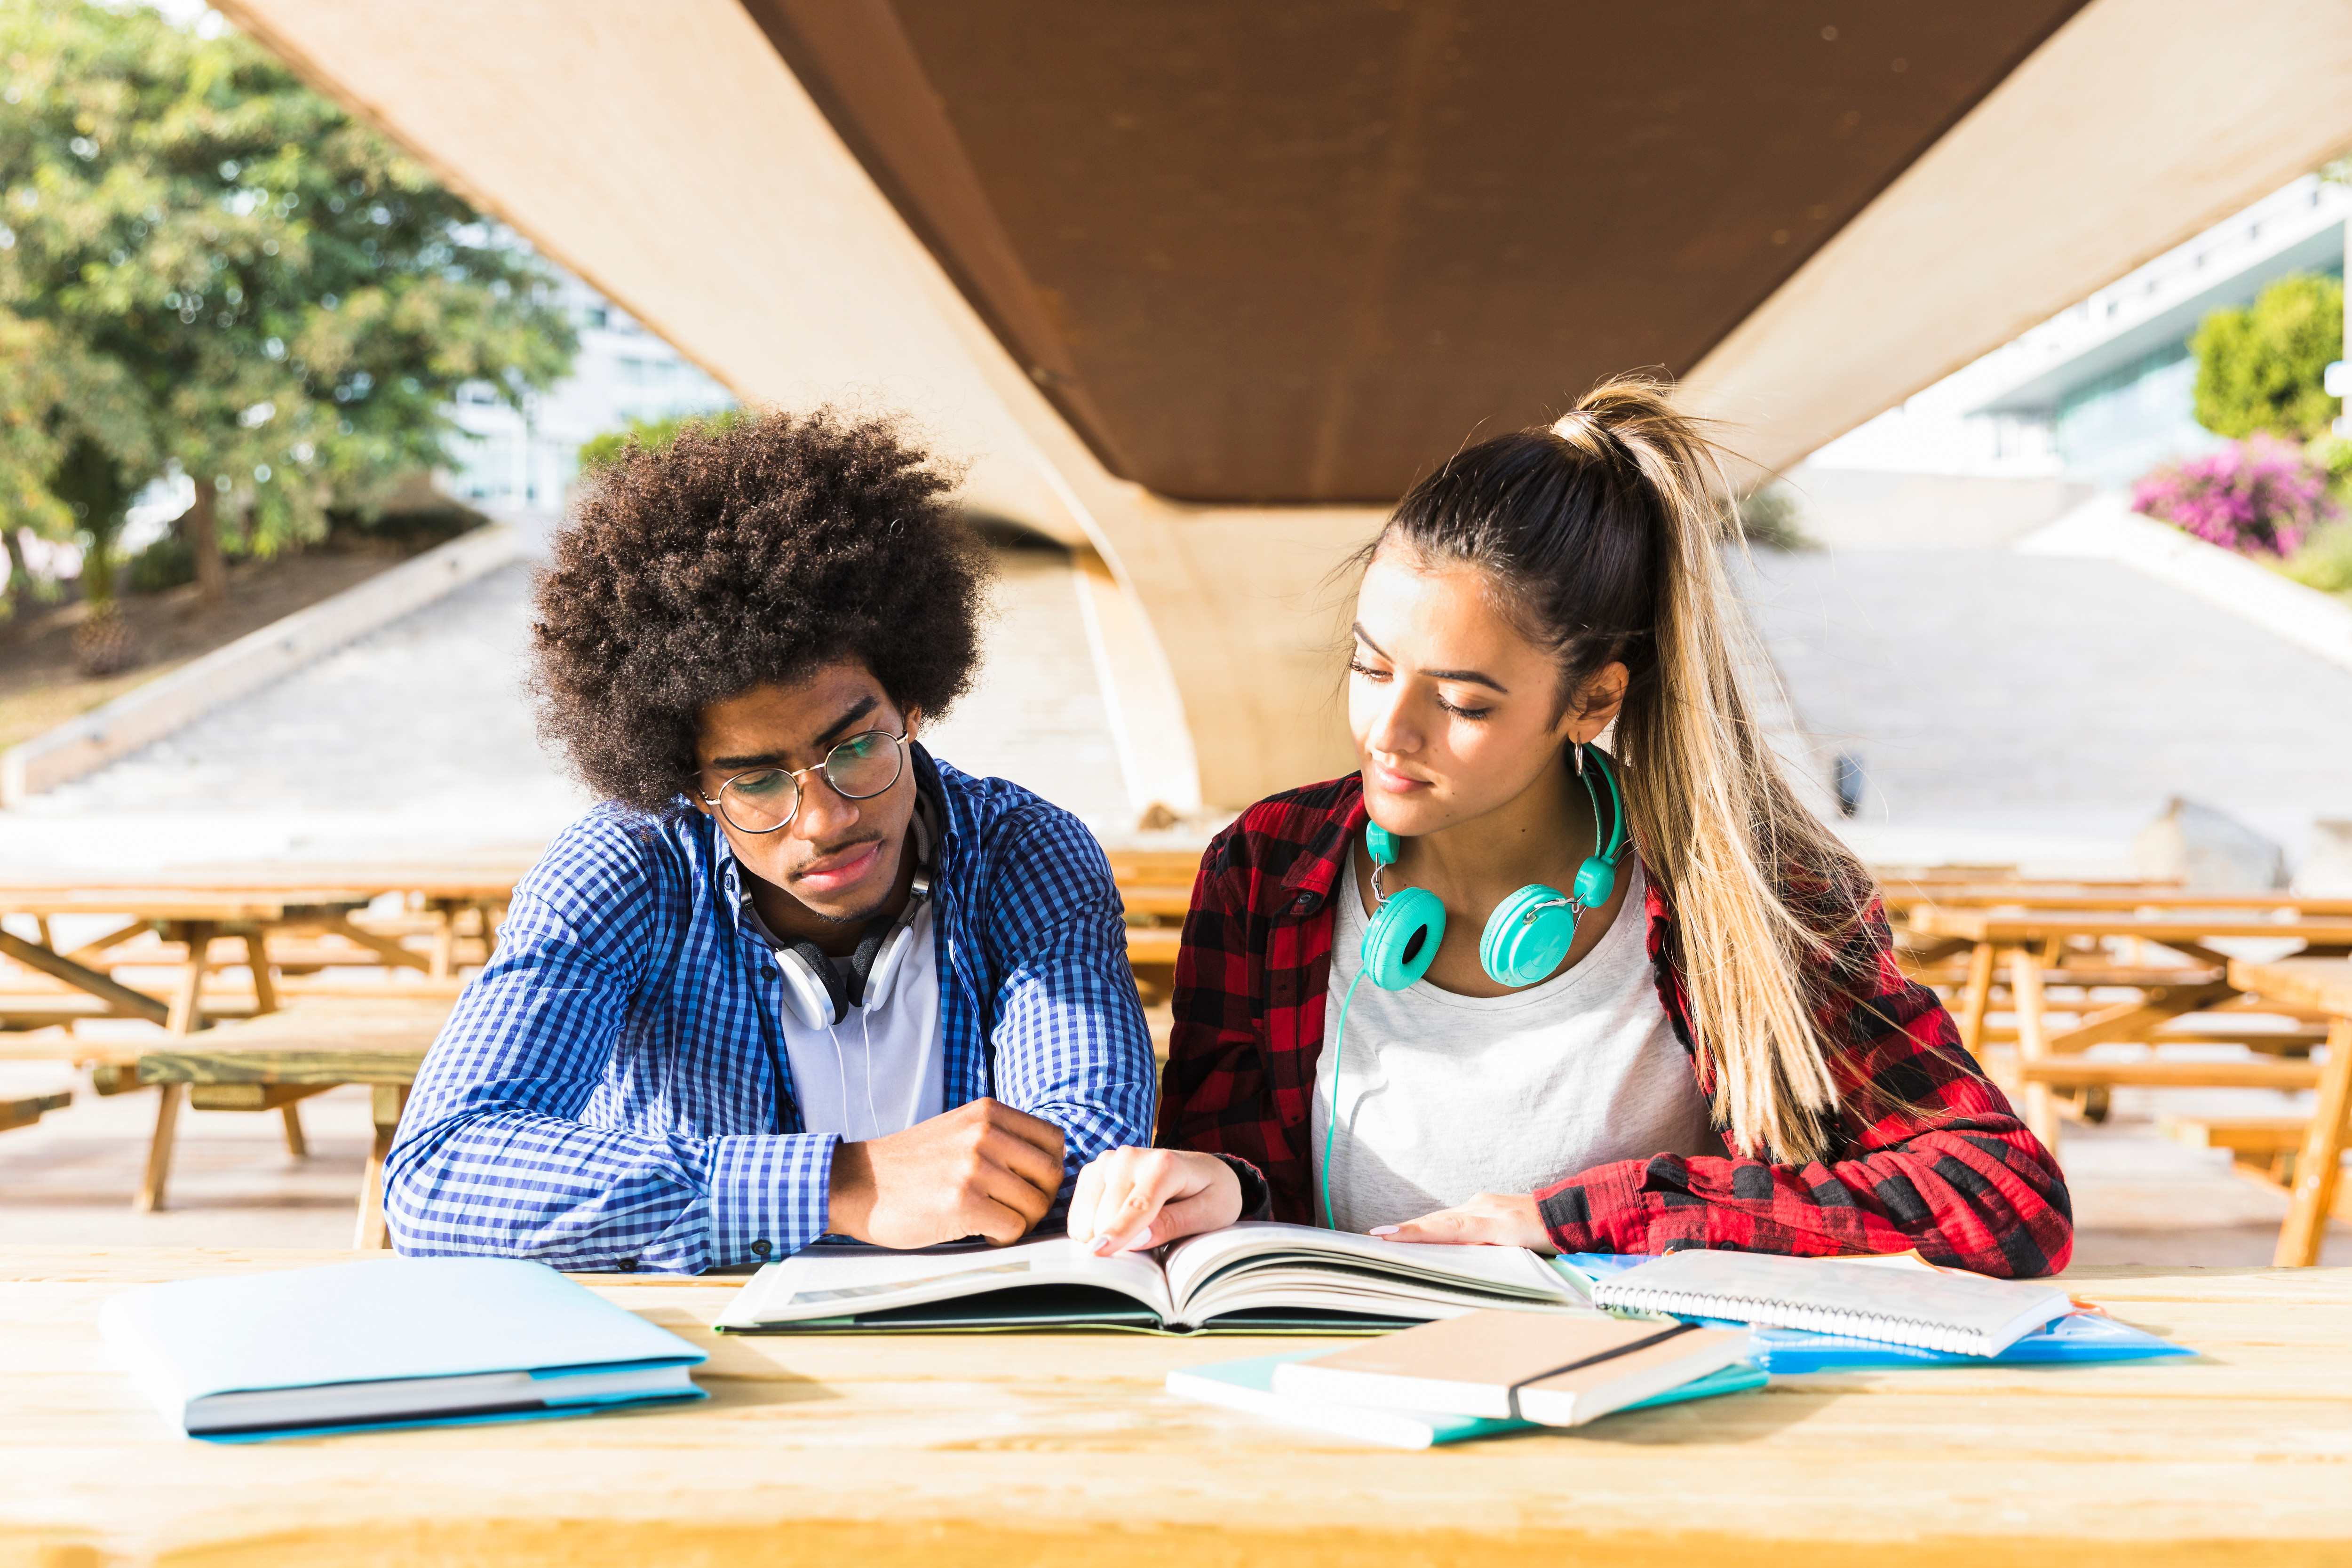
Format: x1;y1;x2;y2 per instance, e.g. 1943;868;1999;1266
698;729;909;835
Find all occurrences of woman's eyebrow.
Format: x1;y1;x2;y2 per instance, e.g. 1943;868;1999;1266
1352;622;1509;693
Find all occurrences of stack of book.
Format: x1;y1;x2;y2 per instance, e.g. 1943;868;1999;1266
1168;1312;1762;1449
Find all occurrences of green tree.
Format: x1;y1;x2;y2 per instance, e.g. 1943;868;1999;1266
2189;272;2344;441
577;407;743;472
0;0;576;608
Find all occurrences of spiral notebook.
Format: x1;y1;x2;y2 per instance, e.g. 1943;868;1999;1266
1586;1250;2071;1357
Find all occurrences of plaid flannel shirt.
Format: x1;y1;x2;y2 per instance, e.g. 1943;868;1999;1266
1158;773;2074;1278
385;746;1156;1273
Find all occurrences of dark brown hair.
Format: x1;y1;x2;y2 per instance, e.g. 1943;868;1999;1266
530;407;993;811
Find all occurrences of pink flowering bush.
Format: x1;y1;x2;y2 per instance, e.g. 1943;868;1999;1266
2131;434;2339;557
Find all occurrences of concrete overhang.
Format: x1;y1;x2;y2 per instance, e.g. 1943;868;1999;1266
215;0;2352;810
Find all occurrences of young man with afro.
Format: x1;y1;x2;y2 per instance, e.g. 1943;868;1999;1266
383;409;1156;1271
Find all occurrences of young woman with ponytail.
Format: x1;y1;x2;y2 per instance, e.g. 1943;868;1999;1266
1067;378;2072;1277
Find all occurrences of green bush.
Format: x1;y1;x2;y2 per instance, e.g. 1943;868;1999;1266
2191;273;2344;441
579;409;744;471
1732;485;1818;551
126;533;197;595
2280;520;2352;599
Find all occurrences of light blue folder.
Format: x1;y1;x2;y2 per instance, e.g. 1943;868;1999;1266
100;1257;708;1442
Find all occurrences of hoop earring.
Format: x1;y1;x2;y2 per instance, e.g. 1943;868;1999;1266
1573;739;1586;776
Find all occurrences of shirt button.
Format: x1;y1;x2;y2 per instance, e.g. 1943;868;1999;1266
616;1257;639;1273
1294;894;1316;914
750;1239;773;1260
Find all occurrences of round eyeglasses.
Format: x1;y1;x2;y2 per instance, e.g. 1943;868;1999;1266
699;729;908;835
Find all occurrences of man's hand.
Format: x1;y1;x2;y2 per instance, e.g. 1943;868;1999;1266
826;1098;1066;1249
1372;1191;1555;1252
1067;1147;1242;1255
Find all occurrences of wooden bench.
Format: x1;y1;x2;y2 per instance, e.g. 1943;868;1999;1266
2162;1115;2352;1216
0;1090;69;1133
133;999;448;1244
2226;957;2352;1266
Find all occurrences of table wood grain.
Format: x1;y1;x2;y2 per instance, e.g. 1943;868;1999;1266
2;1249;2348;1566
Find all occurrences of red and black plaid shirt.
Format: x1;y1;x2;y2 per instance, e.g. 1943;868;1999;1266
1157;773;2074;1278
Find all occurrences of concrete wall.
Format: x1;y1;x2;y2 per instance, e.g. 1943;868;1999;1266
1780;466;2095;551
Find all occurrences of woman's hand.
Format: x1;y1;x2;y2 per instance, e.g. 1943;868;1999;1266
1067;1147;1243;1255
1373;1191;1556;1253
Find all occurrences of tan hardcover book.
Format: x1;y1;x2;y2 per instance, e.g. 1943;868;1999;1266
1270;1310;1729;1421
1513;1326;1751;1426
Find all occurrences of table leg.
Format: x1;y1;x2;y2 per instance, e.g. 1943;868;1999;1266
165;921;215;1035
429;900;456;980
280;1103;309;1158
356;1083;411;1250
1958;941;1996;1058
244;931;278;1017
136;1082;183;1212
2010;947;2060;1155
2275;1017;2352;1267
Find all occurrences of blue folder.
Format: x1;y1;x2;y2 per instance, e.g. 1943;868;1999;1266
100;1257;708;1441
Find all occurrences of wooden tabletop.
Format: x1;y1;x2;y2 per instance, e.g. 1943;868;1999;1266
1908;907;2352;944
135;1000;449;1087
1894;885;2352;915
2229;957;2352;1017
4;1248;2348;1565
0;864;529;900
0;890;373;920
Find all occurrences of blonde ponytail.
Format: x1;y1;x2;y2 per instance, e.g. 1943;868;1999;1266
1383;375;1868;1162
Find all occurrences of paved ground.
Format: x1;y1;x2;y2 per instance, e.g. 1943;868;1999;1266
0;542;1133;868
1743;549;2352;869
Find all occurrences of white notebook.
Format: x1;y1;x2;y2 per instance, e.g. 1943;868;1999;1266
1587;1250;2070;1357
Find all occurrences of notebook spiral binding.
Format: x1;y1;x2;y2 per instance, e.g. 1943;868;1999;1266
1589;1286;1996;1357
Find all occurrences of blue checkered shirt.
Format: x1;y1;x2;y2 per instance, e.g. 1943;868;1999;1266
384;748;1155;1272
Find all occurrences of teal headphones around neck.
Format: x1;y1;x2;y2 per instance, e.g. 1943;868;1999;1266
1320;740;1628;1226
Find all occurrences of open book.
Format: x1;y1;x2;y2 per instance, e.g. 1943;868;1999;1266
714;1222;1595;1335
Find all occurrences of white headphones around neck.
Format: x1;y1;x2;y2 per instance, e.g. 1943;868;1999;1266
774;815;933;1031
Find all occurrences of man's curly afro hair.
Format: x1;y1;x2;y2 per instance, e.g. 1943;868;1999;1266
530;407;993;812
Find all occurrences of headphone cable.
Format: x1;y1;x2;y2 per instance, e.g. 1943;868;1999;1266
1319;966;1369;1230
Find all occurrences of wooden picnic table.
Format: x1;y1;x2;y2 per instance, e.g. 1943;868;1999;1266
2227;958;2352;1267
0;889;380;1033
131;999;446;1243
1905;907;2352;1153
3;1249;2347;1564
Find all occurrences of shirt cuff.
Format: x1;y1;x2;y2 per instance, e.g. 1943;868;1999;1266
706;1131;839;1267
1212;1154;1274;1222
1535;1158;1648;1254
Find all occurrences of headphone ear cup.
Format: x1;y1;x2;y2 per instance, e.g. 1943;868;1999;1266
1362;885;1446;989
1481;884;1578;988
858;924;914;1011
777;944;848;1029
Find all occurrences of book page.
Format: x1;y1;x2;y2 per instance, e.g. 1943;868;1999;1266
719;1237;1173;1328
1161;1222;1590;1323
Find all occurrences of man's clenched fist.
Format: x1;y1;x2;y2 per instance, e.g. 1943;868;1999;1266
825;1098;1066;1249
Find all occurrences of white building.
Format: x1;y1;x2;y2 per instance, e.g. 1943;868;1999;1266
1813;175;2349;488
442;271;735;508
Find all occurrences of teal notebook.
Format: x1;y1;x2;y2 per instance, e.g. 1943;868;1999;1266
1166;1350;1766;1449
100;1258;707;1441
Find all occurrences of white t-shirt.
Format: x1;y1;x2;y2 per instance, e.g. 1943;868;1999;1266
1311;854;1719;1234
774;899;945;1142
